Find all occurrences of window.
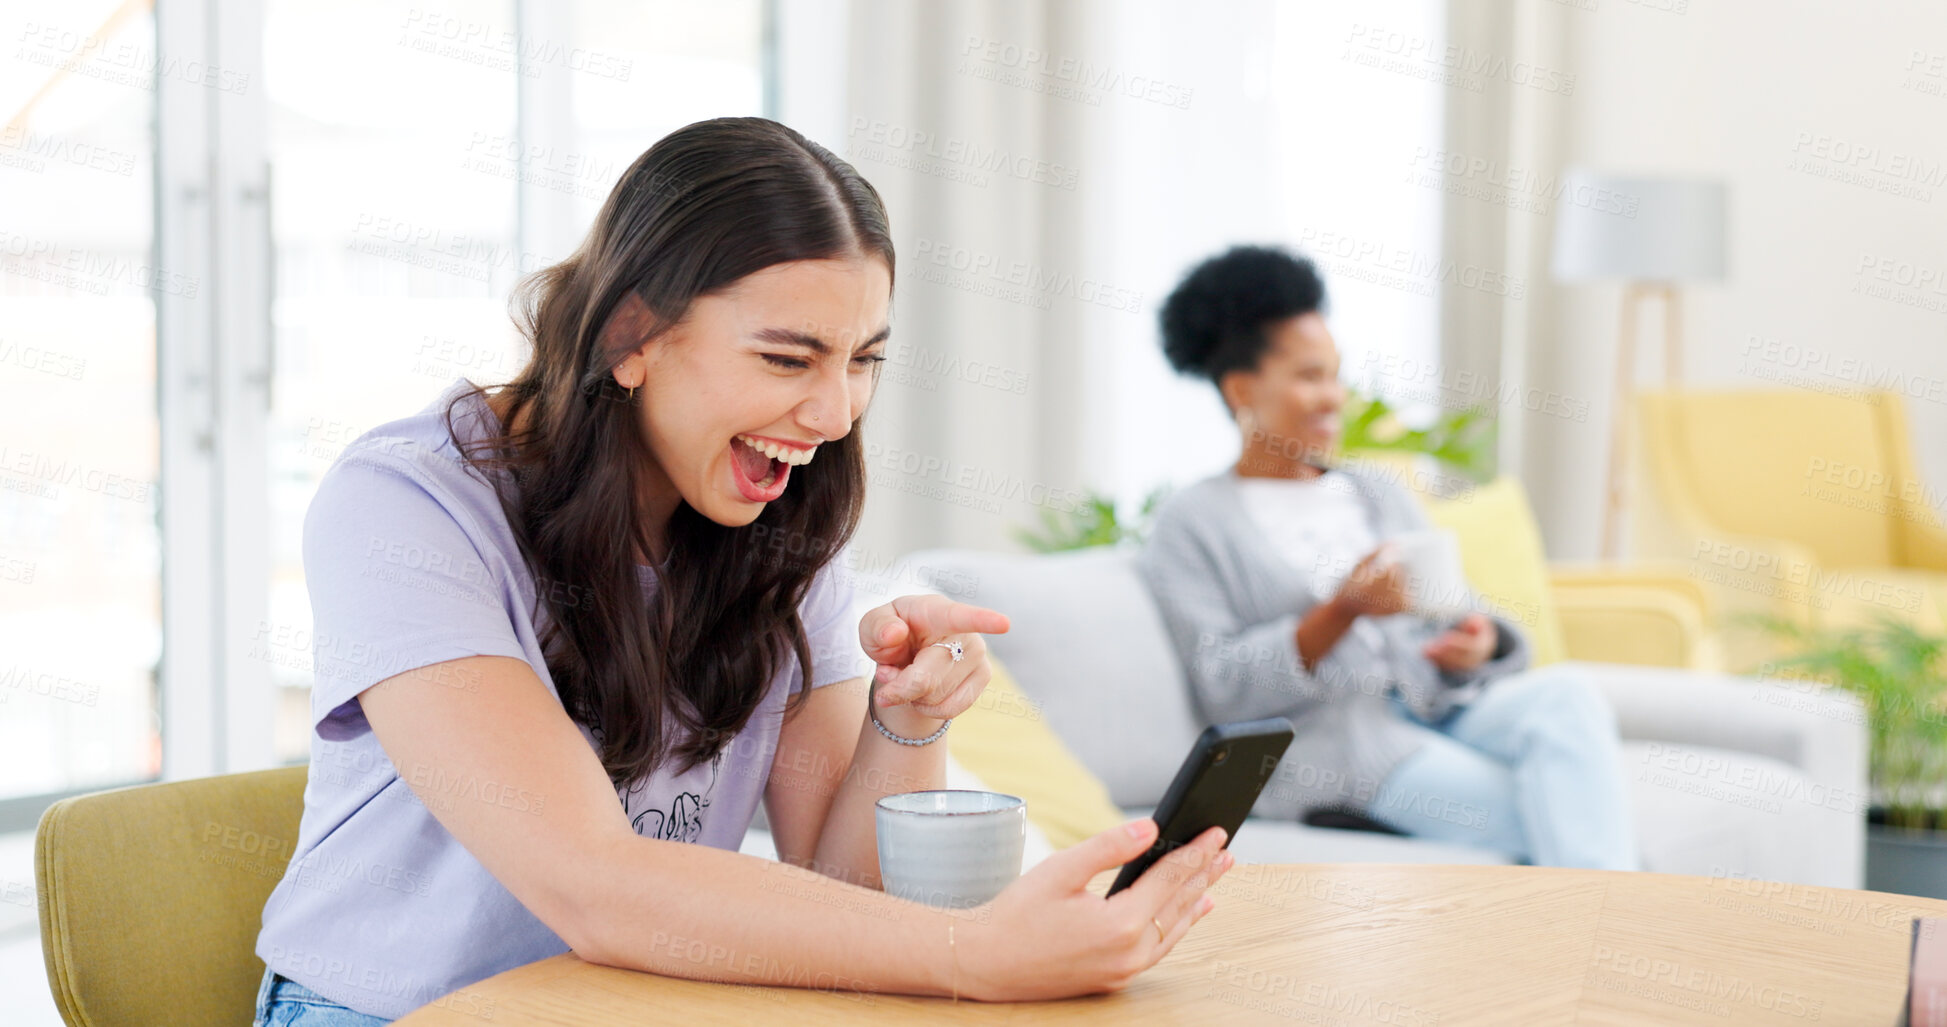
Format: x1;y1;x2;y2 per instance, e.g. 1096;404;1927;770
0;1;163;803
1103;0;1446;508
0;0;771;814
262;0;767;762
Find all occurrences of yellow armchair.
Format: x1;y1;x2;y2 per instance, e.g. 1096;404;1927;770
36;765;306;1027
1630;387;1947;670
1548;561;1720;671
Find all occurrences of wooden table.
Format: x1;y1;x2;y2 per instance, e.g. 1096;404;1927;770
395;863;1947;1024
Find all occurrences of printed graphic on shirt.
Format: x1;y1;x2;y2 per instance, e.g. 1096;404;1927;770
620;750;722;843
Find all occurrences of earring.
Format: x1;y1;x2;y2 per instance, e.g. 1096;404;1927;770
627;383;636;400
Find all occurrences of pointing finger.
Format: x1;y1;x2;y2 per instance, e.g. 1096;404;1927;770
891;594;1010;639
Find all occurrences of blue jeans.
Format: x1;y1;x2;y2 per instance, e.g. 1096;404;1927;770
1365;664;1641;871
253;965;393;1026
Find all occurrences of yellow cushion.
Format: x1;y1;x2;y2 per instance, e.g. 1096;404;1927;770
948;655;1125;848
1418;475;1568;667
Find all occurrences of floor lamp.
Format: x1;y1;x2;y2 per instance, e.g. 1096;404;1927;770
1550;171;1727;559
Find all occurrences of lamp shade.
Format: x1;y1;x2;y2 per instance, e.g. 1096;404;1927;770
1550;169;1727;283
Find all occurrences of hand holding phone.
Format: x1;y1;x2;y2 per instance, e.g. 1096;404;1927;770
1106;717;1295;897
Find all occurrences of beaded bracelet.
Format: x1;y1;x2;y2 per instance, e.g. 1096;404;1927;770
867;678;952;746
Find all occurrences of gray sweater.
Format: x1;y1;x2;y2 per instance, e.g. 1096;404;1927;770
1135;464;1531;818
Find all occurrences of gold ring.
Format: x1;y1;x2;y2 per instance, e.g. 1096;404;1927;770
1151;917;1165;944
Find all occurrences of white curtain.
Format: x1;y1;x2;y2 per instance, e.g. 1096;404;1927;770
1438;0;1579;549
779;0;1445;561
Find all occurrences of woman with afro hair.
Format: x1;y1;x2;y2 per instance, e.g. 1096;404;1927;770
1134;244;1638;870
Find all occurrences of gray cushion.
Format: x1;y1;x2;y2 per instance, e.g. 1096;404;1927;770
905;547;1202;807
1582;660;1866;888
1619;740;1820;881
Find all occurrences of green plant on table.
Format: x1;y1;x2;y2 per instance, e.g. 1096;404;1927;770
1751;612;1947;830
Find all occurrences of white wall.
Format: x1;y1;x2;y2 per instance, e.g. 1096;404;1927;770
1529;0;1947;558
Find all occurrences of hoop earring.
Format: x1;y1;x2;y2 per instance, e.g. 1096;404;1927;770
627;384;636;401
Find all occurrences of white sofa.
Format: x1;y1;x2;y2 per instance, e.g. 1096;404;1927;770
748;546;1868;889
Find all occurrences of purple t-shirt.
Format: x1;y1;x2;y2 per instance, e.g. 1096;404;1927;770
255;378;874;1019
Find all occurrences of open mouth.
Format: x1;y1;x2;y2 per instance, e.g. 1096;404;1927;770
729;434;815;502
729;439;785;501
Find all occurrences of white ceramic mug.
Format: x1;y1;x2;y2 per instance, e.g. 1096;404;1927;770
1385;528;1471;618
875;789;1026;909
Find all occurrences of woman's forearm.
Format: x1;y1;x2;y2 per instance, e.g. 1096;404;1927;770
1295;597;1359;671
810;702;948;890
578;832;961;999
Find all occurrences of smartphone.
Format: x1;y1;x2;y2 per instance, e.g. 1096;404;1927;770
1106;717;1296;897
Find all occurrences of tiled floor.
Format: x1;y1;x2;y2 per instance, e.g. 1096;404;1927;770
0;831;61;1025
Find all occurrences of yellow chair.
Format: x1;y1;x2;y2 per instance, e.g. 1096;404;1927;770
1546;561;1718;670
1630;387;1947;669
36;765;307;1027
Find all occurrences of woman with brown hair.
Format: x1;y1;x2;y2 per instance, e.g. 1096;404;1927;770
252;117;1230;1024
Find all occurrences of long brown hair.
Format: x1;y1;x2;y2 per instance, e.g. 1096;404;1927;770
445;117;894;786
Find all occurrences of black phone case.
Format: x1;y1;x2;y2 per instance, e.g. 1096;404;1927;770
1106;717;1296;897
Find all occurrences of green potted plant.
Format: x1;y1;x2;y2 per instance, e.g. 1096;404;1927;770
1011;485;1173;553
1336;389;1496;485
1012;385;1495;552
1751;612;1947;897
